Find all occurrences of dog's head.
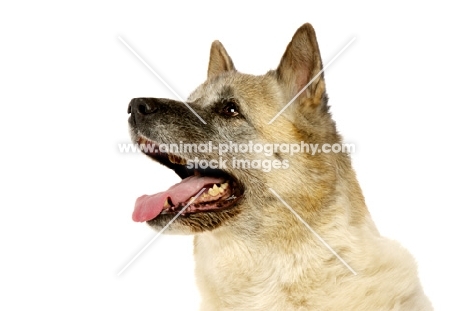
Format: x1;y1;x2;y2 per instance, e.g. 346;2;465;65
128;23;344;234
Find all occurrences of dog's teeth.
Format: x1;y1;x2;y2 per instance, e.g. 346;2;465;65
220;182;229;190
168;154;175;164
168;153;186;165
170;154;179;164
163;198;170;208
208;187;219;196
213;184;224;194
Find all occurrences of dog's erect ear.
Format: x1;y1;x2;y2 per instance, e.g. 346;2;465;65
207;40;236;79
276;23;326;108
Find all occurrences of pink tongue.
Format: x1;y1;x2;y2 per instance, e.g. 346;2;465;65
132;175;224;222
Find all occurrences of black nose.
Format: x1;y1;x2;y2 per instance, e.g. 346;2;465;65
128;98;159;116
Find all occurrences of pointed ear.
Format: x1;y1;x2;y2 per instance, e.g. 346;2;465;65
276;23;326;108
207;40;236;79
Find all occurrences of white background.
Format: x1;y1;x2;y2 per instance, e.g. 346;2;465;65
1;1;467;310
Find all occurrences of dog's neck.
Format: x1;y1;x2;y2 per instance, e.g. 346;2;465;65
192;172;381;310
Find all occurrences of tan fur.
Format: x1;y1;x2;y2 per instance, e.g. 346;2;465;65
207;40;236;80
192;24;433;310
130;23;433;310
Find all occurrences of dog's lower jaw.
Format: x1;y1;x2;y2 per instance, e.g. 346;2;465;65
193;213;433;311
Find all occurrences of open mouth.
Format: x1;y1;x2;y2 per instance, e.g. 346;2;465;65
132;136;244;222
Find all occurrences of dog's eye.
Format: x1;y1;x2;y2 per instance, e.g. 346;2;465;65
221;101;239;117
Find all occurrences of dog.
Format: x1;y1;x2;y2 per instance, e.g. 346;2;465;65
127;23;433;310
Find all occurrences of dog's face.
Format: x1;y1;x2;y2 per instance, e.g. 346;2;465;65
128;24;342;234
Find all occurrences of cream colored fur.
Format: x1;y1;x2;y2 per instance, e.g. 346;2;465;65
189;23;433;310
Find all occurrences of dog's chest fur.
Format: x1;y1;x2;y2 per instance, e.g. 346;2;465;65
194;222;431;311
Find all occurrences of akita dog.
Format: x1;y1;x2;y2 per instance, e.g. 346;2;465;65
128;23;433;310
